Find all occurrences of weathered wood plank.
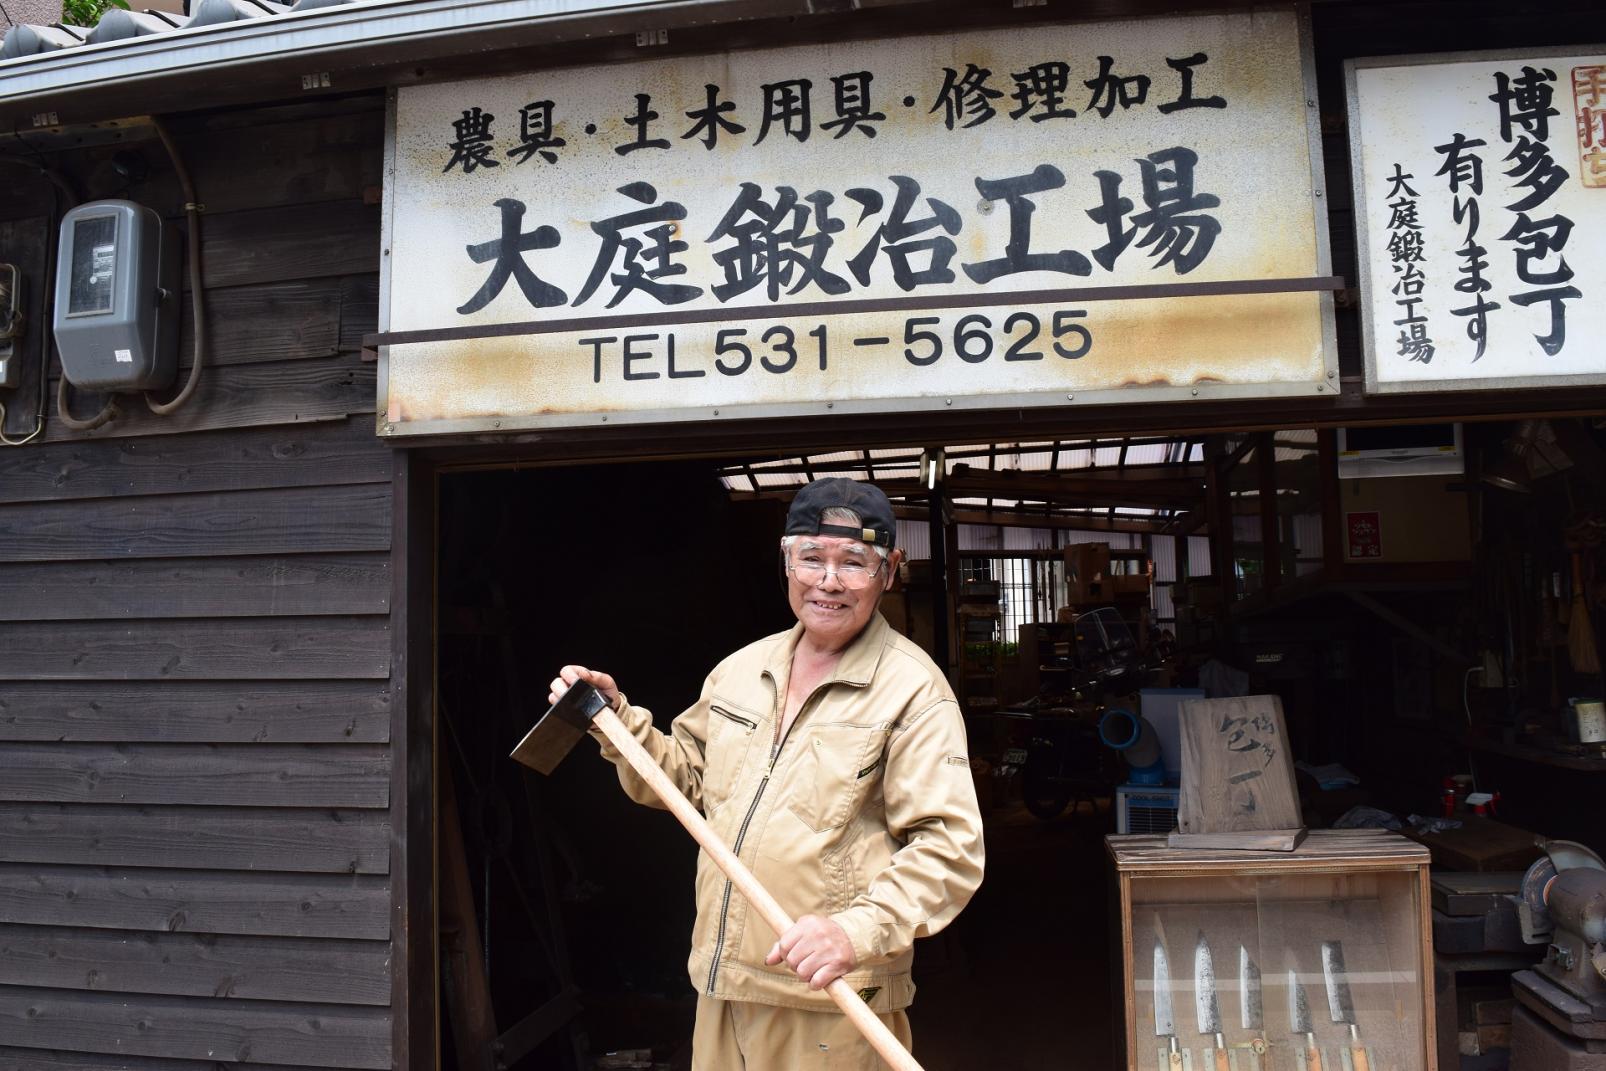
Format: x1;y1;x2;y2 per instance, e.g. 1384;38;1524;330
0;1045;333;1071
0;987;390;1069
0;417;388;505
0;744;389;808
1108;830;1429;872
45;359;375;444
0;617;391;681
0;680;391;744
198;202;381;290
0;925;390;1007
338;274;380;353
71;108;384;220
0;805;390;874
0;864;390;939
1174;695;1303;838
0;554;391;621
0;484;391;563
176;280;343;368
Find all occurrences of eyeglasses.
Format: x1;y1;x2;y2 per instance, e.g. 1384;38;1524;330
786;554;888;589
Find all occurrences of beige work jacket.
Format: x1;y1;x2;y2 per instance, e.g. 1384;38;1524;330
592;611;985;1013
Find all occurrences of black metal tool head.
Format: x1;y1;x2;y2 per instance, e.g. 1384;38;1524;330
509;680;610;775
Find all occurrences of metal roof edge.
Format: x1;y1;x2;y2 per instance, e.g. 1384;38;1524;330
0;0;800;107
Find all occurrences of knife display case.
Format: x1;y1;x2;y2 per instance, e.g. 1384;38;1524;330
1108;831;1435;1071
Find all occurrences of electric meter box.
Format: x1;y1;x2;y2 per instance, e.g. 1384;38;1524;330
52;200;179;391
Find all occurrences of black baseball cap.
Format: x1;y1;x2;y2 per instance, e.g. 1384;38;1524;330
785;478;896;548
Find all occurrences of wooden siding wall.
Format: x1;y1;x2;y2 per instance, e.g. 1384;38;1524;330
0;95;395;1070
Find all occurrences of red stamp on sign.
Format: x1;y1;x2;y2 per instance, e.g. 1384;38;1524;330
1346;511;1382;559
1573;64;1606;188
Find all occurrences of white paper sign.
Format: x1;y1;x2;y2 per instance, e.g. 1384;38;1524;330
1350;50;1606;393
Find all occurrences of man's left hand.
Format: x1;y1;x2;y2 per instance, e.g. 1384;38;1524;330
766;914;857;990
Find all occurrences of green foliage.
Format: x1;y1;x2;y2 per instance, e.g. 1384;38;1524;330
62;0;129;28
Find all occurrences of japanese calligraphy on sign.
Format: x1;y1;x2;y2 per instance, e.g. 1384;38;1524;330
1349;48;1606;394
381;11;1331;435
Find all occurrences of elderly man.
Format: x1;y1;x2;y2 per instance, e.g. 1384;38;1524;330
549;477;984;1070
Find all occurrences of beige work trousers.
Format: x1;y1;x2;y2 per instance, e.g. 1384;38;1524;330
692;994;913;1070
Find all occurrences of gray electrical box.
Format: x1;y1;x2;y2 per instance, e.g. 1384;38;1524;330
52;200;179;391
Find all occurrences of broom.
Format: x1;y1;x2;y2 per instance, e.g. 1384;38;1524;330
1569;552;1600;675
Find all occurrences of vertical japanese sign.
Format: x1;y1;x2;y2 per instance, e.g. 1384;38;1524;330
380;10;1333;436
1349;49;1606;393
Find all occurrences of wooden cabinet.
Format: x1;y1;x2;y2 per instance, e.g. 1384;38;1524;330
1108;831;1436;1071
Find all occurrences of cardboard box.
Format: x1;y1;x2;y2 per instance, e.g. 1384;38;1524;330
1110;574;1151;596
1065;542;1112;603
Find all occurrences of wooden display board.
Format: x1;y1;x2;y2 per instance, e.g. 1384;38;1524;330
1170;695;1305;851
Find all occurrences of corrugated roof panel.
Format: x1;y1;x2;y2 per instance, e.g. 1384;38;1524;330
751;471;801;488
1124;443;1169;466
1059;447;1095;469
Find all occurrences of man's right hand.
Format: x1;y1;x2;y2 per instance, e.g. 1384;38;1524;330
548;665;620;709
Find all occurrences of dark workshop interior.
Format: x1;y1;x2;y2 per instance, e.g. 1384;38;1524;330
430;417;1606;1071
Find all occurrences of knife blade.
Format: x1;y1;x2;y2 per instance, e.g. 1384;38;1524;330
1194;933;1223;1035
1195;933;1229;1071
1320;941;1356;1026
1288;966;1312;1035
1239;946;1263;1032
1155;941;1176;1038
1288;966;1323;1071
1322;940;1369;1071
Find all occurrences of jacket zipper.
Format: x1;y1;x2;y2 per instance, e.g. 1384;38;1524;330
706;695;787;994
710;705;758;731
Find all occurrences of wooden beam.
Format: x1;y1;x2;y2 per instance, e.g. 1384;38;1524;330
893;504;1173;534
1318;428;1343;573
1258;432;1281;591
390;448;438;1071
1207;438;1236;588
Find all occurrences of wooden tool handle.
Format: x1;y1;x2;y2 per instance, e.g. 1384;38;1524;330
1350;1047;1369;1071
1307;1045;1322;1071
592;705;923;1071
1212;1047;1231;1071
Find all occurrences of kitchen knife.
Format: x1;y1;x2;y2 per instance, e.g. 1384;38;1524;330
1236;946;1265;1071
1155;940;1185;1071
1321;941;1369;1071
1288;966;1322;1071
1240;946;1264;1033
1194;933;1230;1071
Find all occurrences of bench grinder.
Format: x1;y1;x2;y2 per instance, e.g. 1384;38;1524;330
1511;839;1606;1071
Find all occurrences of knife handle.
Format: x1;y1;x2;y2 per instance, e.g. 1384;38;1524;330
1305;1045;1322;1071
1349;1048;1368;1071
1213;1048;1231;1071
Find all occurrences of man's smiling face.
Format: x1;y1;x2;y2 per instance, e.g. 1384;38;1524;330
784;535;896;648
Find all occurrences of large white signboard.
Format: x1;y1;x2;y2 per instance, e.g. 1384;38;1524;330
380;9;1333;435
1349;48;1606;393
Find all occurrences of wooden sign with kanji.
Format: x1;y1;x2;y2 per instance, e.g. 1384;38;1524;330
1169;695;1306;850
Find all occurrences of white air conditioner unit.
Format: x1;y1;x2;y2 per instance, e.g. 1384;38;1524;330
1337;422;1463;480
1116;784;1179;835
